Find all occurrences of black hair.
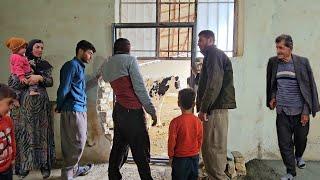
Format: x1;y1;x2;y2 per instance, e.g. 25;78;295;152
198;30;215;41
275;34;293;50
178;88;196;110
0;83;16;100
76;40;96;55
114;38;131;54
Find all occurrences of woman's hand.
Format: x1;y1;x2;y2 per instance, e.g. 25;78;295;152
28;75;43;85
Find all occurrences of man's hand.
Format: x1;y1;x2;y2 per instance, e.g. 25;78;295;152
151;114;157;126
301;114;309;126
54;105;61;114
269;98;277;110
198;112;207;121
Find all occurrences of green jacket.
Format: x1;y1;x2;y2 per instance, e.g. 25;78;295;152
196;45;237;113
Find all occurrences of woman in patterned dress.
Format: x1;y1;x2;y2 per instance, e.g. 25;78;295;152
9;39;55;179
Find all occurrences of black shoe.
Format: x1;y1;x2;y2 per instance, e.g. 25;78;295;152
18;170;30;179
40;167;51;179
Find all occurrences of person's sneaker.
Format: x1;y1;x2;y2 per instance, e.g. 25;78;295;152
74;164;94;177
280;173;294;180
296;157;306;169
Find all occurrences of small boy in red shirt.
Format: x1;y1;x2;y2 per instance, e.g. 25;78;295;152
0;84;17;180
168;88;203;180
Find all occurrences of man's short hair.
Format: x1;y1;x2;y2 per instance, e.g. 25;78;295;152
275;34;293;50
198;30;215;41
76;40;96;55
0;83;16;100
178;88;196;110
114;38;131;54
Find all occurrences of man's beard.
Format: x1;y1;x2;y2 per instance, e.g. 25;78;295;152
80;56;88;64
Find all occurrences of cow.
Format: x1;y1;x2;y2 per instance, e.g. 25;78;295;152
145;76;180;127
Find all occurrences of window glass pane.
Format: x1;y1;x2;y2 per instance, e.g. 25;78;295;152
121;1;156;23
197;0;235;57
117;28;156;57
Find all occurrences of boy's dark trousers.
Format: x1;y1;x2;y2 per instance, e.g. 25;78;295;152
172;155;199;180
108;103;152;180
276;112;310;176
0;168;13;180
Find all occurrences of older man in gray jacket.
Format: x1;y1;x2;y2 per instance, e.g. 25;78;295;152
266;34;320;180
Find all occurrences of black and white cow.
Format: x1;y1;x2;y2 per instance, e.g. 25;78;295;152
145;76;180;127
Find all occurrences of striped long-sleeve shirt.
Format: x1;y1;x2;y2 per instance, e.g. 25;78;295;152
276;59;309;115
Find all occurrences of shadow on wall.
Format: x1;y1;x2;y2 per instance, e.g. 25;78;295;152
51;101;111;163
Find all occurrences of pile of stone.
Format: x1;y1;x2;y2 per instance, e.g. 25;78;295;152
226;151;247;179
199;151;247;179
96;79;114;141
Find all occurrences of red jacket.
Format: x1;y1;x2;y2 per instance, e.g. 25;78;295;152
168;113;203;158
0;115;16;172
9;53;32;81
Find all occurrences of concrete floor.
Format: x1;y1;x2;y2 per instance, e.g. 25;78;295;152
263;160;320;180
13;160;320;180
239;160;320;180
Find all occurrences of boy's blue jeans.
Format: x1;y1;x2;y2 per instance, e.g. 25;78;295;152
172;155;199;180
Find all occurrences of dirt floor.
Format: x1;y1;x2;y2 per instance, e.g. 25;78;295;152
148;94;181;156
13;163;170;180
14;160;320;179
13;160;320;179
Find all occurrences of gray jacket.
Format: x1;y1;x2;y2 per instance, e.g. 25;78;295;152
101;54;156;117
196;45;237;113
266;54;320;117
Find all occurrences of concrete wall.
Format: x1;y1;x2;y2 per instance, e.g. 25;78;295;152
0;0;114;163
228;0;320;161
1;0;320;162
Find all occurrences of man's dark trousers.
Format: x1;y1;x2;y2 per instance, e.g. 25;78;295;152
276;111;309;176
108;103;152;180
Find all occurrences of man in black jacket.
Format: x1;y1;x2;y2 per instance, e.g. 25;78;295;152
266;34;319;180
196;30;236;180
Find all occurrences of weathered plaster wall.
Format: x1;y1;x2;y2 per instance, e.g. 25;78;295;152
228;0;320;160
0;0;115;163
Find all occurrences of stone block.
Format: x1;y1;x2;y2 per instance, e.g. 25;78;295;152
235;162;247;176
232;151;245;163
225;160;237;179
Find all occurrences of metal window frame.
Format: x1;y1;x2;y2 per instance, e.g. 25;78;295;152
118;0;197;60
112;22;196;60
118;0;238;58
112;22;198;90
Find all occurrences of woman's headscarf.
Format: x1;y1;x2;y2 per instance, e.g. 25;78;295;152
26;39;43;60
25;39;52;72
